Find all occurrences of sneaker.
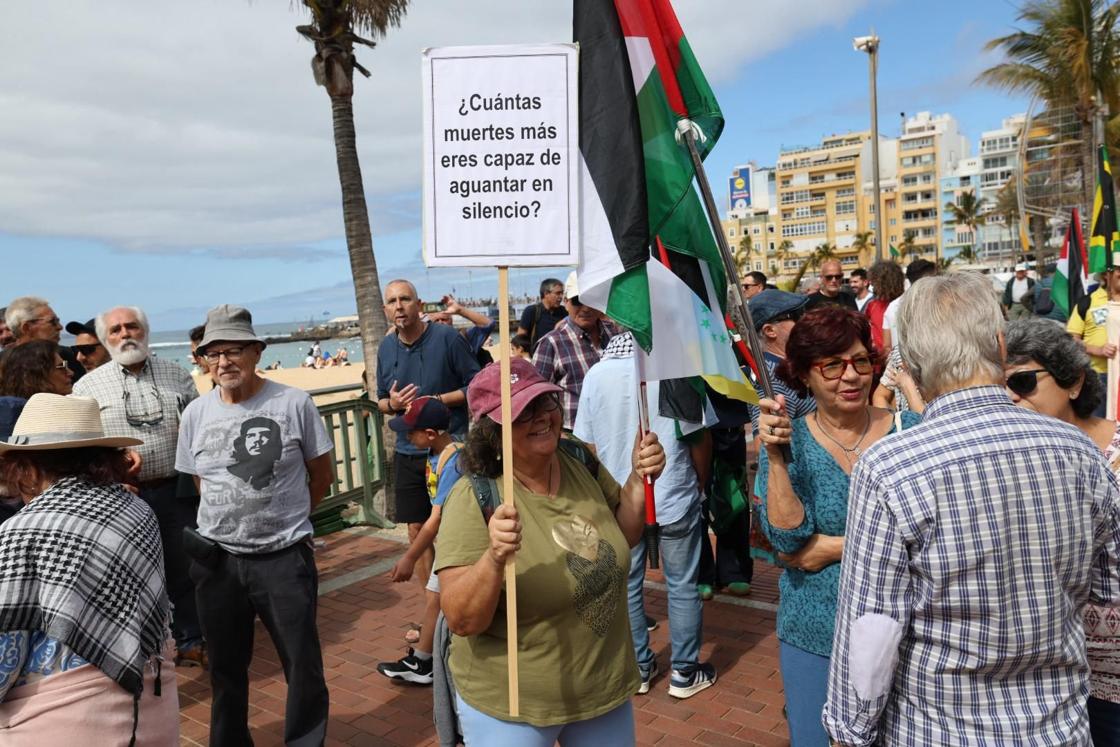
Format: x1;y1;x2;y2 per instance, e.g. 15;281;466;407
175;640;208;669
726;581;751;596
697;584;714;601
637;659;659;695
645;615;659;632
377;649;433;685
668;662;716;699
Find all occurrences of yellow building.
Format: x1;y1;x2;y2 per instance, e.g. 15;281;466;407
770;132;869;283
892;112;969;260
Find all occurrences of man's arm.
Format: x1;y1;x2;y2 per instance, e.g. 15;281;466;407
532;335;558;382
823;461;912;747
306;452;333;511
517;304;535;338
686;429;712;493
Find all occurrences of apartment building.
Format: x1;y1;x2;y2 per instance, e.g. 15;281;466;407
895;112;969;260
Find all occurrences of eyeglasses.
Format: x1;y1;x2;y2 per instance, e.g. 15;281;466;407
813;355;874;380
822;274;844;281
53;361;69;371
122;375;164;427
73;344;102;356
1006;368;1050;397
514;394;560;424
202;346;246;364
29;315;61;328
742;282;761;290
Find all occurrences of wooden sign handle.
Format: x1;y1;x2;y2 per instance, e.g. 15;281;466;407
497;267;520;717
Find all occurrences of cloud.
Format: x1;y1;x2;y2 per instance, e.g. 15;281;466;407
1;0;869;258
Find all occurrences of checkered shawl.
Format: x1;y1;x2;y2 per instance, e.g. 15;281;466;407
0;477;170;695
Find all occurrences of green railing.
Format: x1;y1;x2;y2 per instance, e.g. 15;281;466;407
311;390;393;535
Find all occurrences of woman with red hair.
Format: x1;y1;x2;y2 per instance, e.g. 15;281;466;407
754;306;921;746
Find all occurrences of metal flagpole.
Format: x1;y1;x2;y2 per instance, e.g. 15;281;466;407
676;119;791;463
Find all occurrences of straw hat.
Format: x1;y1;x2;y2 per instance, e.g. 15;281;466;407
0;394;143;452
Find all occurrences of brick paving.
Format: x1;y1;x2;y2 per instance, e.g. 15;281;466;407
177;527;790;746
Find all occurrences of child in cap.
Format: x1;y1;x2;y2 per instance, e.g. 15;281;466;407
377;396;463;686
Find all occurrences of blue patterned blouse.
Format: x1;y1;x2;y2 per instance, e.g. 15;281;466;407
0;631;89;700
757;410;921;657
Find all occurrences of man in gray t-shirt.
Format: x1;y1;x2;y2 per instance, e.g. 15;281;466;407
175;305;334;746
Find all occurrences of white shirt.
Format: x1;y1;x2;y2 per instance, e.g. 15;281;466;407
883;296;903;347
855;292;874;313
1011;277;1030;303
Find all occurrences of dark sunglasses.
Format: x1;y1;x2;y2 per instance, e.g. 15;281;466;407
1006;369;1050;397
822;274;844;281
769;309;803;325
72;343;102;356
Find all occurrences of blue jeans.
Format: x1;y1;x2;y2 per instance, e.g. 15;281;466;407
627;507;703;673
1089;696;1120;746
456;694;634;746
779;641;831;746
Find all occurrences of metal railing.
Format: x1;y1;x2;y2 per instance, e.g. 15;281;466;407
310;388;393;535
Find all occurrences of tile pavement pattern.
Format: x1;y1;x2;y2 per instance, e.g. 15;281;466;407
177;528;790;746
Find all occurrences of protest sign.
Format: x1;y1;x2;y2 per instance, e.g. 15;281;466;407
422;44;579;267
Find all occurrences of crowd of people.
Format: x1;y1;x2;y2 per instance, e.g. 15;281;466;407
0;255;1118;746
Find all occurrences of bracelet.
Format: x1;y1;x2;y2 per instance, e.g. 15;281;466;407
435;393;443;403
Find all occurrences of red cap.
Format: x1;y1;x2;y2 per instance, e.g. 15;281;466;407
468;358;562;424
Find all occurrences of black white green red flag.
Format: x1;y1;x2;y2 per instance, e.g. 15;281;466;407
1053;207;1088;317
1088;145;1120;274
574;0;751;402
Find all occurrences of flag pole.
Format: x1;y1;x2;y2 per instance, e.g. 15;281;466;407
497;266;520;717
635;352;660;569
676;121;790;462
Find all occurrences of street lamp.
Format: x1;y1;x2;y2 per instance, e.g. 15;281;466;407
854;33;884;262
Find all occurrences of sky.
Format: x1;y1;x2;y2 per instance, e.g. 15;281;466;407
1;0;1032;331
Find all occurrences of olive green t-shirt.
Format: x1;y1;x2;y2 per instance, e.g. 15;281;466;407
434;449;640;725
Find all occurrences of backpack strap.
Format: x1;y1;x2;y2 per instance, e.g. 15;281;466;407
434;442;462;480
557;435;600;480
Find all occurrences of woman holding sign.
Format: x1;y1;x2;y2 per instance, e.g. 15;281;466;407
436;358;665;745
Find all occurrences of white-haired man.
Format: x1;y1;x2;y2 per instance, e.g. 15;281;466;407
5;295;85;380
72;305;205;666
823;272;1120;745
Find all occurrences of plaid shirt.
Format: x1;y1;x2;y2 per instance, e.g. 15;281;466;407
532;317;614;428
72;356;198;481
824;386;1120;746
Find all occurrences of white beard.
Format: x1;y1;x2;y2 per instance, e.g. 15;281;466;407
108;339;149;367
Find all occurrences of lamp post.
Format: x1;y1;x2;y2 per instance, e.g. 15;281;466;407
854;33;884;262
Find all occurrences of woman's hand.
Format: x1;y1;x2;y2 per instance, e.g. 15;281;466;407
487;503;521;566
631;431;666;482
778;534;843;572
758;395;792;452
389;555;416;583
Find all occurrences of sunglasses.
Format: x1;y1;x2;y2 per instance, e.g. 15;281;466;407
813;355;874;380
1006;368;1050;397
73;344;102;356
514;393;560;424
822;274;844;281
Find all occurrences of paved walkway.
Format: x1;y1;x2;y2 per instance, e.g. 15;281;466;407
177;528;790;746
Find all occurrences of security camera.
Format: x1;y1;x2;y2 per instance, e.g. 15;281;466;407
853;35;879;53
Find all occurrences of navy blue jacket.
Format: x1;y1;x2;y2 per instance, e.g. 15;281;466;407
376;323;481;454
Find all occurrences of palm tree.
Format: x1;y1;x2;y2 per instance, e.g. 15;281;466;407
977;0;1120;215
296;0;410;389
770;239;792;281
944;189;989;260
896;233;917;261
850;231;874;266
786;242;837;291
734;234;752;277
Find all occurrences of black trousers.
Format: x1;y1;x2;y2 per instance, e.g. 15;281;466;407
139;477;202;644
190;541;329;747
698;506;753;587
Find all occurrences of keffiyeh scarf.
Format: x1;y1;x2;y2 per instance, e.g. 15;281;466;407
602;330;635;360
0;476;169;696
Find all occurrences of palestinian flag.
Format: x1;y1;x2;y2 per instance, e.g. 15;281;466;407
1053;207;1088;317
1088;145;1120;274
575;0;728;351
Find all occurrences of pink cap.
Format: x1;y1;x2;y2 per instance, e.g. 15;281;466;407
468;358;562;424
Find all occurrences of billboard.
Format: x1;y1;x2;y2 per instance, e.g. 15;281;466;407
729;166;751;210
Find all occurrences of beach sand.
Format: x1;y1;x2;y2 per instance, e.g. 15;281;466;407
193;364;368;405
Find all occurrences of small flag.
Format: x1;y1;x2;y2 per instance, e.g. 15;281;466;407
1053;207;1089;317
889;244;899;259
1088;145;1120;274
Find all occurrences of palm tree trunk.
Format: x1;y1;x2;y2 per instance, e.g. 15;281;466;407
329;94;385;390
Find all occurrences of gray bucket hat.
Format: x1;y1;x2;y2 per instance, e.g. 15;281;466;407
196;305;266;354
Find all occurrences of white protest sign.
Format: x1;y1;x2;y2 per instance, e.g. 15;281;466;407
422;44;579;268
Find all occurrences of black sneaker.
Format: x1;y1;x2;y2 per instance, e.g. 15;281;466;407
637;659;659;695
668;662;716;699
645;615;659;632
376;649;433;685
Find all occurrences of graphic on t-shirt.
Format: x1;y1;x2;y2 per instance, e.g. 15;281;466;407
552;515;625;638
226;416;283;489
